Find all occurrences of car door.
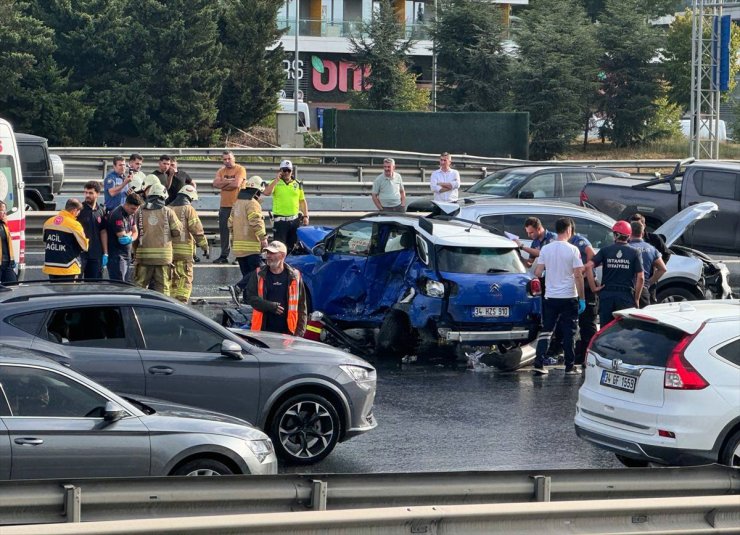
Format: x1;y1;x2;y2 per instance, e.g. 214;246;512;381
0;364;150;479
130;306;262;425
362;223;417;316
309;220;375;318
561;171;590;204
0;402;10;479
683;168;739;250
32;306;146;395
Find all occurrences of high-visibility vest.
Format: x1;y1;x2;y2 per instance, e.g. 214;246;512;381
251;268;301;335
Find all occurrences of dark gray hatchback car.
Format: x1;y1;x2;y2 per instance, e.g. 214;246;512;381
0;281;377;464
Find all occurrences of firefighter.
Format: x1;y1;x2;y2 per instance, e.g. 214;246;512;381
229;175;268;299
42;198;89;281
133;182;182;295
169;184;209;303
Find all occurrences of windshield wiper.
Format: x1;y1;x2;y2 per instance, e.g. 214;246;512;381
486;268;509;273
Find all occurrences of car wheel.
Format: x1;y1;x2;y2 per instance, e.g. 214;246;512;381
376;311;412;359
720;430;740;467
270;393;341;465
171;458;234;476
656;286;696;303
25;198;41;211
615;453;649;468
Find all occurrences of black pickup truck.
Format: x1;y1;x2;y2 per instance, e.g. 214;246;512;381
580;158;740;252
16;133;64;210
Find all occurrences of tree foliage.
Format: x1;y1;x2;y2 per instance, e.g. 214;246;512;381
217;0;286;132
512;0;601;159
349;0;414;110
433;0;511;111
349;70;430;111
598;0;663;147
582;0;682;21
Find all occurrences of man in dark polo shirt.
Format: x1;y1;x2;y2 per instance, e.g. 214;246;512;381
106;194;142;281
78;180;108;279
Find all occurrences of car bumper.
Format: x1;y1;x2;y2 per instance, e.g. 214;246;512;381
439;329;531;343
344;411;378;440
574;423;717;466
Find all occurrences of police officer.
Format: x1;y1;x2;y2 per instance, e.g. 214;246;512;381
585;220;644;328
263;160;309;253
42;198;89;281
169;184;209;303
229;176;268;298
516;217;556;268
106;194;141;281
133;183;182;295
78;180;108;279
629;220;667;307
629;212;671;263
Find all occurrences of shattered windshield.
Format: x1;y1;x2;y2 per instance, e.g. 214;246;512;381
436;246;526;274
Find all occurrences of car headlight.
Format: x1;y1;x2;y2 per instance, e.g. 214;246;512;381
340;365;376;390
422;279;445;298
245;438;274;463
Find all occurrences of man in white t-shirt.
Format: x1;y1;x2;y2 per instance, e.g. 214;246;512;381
532;217;586;376
429;152;461;202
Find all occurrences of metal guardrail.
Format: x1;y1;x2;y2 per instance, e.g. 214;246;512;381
6;496;740;534
0;466;737;526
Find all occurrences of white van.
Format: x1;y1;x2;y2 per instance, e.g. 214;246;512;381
0;118;26;279
278;98;311;132
680;119;729;142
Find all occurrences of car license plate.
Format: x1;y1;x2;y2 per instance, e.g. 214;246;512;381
473;306;509;318
600;370;636;393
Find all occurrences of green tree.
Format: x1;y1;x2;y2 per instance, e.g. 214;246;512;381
433;0;511;111
599;0;663;146
349;0;414;110
644;85;683;141
582;0;681;20
126;0;225;146
217;0;286;131
512;0;601;159
0;0;91;144
349;69;430;111
664;10;740;112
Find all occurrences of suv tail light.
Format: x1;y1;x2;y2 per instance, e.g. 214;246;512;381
664;325;708;390
579;190;588;205
527;278;542;297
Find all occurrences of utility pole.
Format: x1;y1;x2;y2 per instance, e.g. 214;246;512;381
294;0;301;133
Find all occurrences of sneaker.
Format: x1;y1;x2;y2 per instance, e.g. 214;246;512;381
564;367;582;375
213;257;229;264
533;366;549;376
543;356;559;366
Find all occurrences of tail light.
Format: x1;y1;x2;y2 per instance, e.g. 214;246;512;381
585;317;620;356
579;190;589;205
527;278;542;296
664;325;708;390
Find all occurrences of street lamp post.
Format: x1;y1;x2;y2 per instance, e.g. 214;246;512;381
432;0;437;111
294;0;300;132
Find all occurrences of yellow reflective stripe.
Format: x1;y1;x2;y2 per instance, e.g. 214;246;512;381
306;324;322;333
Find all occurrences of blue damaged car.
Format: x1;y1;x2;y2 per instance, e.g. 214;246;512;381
290;214;542;364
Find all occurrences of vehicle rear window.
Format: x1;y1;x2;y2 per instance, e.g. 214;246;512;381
591;319;685;367
716;338;740;366
436;246;525;274
18;144;47;175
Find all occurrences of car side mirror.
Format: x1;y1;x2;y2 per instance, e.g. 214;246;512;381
221;339;244;359
103;400;126;422
518;191;534;199
312;243;326;257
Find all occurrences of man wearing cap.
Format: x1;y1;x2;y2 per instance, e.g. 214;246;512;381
585;220;644;329
104;156;133;211
246;240;307;337
371;158;406;212
230;176;268;298
133;182;182;295
212;151;247;264
169;183;209;303
263;160;308;253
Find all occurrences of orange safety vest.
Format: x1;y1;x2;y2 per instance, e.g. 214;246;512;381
251;268;301;335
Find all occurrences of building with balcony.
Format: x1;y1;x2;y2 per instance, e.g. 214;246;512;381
276;0;527;128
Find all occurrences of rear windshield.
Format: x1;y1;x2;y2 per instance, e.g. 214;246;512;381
467;170;530;195
591;319;685;367
436;246;525;274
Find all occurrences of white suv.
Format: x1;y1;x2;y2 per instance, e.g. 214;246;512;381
574;300;740;467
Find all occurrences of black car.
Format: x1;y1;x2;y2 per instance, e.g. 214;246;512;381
0;281;377;464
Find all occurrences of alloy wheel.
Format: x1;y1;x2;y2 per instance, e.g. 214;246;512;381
278;400;336;460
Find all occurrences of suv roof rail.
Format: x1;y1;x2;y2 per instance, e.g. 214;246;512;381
0;279;172;304
1;278;136;288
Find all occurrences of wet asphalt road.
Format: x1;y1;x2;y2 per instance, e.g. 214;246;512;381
20;246;739;473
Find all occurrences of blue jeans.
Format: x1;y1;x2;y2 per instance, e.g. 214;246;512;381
534;297;578;369
598;292;634;328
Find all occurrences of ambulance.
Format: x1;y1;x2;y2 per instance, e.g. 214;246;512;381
0;118;25;280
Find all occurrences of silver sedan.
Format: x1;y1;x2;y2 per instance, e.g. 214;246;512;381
0;347;277;479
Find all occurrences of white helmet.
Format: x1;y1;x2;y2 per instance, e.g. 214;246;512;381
244;175;265;192
143;174;161;189
148;182;167;199
129;174;144;192
177;184;199;201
